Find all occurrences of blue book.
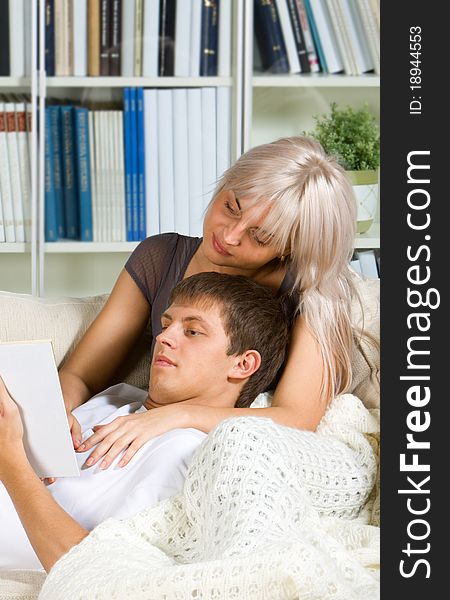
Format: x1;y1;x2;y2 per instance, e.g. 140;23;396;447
136;87;146;240
303;0;326;73
45;0;55;76
60;106;79;239
123;88;133;241
47;106;65;237
44;108;58;241
200;0;219;76
129;88;139;241
73;107;93;241
254;0;289;74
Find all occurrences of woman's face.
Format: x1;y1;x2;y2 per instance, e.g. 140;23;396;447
202;189;282;272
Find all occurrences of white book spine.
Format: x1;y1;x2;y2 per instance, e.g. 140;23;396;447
5;104;25;242
0;106;15;242
201;88;217;209
116;111;126;241
189;0;202;77
142;0;160;77
93;111;104;241
16;103;32;242
88;111;99;241
340;0;374;73
218;0;232;77
172;89;190;236
121;0;136;76
0;188;5;242
326;0;357;75
143;89;160;236
112;111;121;241
103;111;113;242
9;0;25;77
350;259;362;275
309;0;344;74
187;89;203;237
24;0;32;76
216;87;231;180
356;250;379;279
356;0;380;74
73;0;88;76
275;0;301;73
174;0;192;77
157;90;175;234
134;0;143;76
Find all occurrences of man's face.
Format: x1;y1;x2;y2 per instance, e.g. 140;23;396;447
148;300;239;407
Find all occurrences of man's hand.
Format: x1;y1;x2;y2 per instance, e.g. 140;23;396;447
0;376;27;479
76;404;186;470
67;410;82;449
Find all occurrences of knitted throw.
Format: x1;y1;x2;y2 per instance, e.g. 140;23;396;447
0;393;380;600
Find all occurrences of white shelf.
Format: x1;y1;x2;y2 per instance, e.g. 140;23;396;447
0;243;31;253
253;74;380;88
45;76;233;88
0;77;31;87
44;241;139;253
354;222;380;249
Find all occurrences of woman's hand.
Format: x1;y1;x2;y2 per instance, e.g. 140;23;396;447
66;410;82;450
76;404;186;470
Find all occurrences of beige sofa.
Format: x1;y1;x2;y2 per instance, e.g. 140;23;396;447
0;274;380;598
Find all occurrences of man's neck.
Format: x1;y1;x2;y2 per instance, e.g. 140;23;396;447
143;392;237;411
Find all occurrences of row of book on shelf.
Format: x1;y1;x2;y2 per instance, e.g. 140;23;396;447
0;87;231;243
254;0;380;75
0;0;231;78
351;249;380;279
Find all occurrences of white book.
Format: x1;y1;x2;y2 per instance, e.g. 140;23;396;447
174;0;192;77
9;0;25;77
274;0;302;73
15;103;32;242
172;89;190;236
0;189;5;241
157;90;175;233
24;0;32;76
355;250;379;279
4;104;25;242
350;258;362;275
134;0;144;76
54;0;70;76
111;111;122;241
355;0;379;74
115;111;126;241
73;0;88;76
103;111;114;242
368;0;379;30
218;0;232;77
189;0;202;77
107;111;117;241
326;0;357;75
121;0;135;76
187;88;203;236
201;88;217;210
143;89;160;236
216;86;231;181
88;111;99;241
142;0;160;77
0;105;15;242
308;0;344;74
94;111;106;242
339;0;374;74
0;340;80;478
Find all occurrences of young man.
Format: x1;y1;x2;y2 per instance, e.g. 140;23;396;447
0;272;288;572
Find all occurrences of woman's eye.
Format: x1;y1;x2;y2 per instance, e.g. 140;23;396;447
224;200;239;215
251;231;268;246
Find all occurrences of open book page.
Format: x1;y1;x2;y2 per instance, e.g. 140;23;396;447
0;340;80;478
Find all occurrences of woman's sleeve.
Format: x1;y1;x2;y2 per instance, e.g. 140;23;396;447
124;234;178;306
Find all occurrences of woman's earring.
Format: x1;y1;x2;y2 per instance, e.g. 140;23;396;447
280;255;286;262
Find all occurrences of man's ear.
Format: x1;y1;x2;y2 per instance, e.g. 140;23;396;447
228;350;261;381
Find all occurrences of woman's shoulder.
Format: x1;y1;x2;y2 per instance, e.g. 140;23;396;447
130;233;200;263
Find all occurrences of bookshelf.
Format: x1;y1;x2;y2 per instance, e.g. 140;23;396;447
0;0;380;296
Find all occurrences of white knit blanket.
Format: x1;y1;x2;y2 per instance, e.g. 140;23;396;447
0;394;380;600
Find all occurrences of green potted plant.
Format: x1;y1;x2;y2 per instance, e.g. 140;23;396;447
307;103;380;234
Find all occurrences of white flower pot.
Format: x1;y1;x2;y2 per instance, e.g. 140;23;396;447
347;170;379;234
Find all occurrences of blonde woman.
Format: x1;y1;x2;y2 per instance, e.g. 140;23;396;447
59;135;358;471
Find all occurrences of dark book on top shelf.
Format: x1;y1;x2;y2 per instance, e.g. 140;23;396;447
200;0;219;76
109;0;122;76
100;0;111;75
45;0;56;76
158;0;176;76
0;0;10;76
287;0;310;72
254;0;290;74
60;106;80;239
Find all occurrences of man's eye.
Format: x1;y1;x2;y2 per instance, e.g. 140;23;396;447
161;325;168;331
185;329;201;336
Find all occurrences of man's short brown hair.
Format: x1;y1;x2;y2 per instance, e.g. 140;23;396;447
169;272;289;408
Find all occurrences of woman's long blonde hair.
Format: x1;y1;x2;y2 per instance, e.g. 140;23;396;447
212;136;358;404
